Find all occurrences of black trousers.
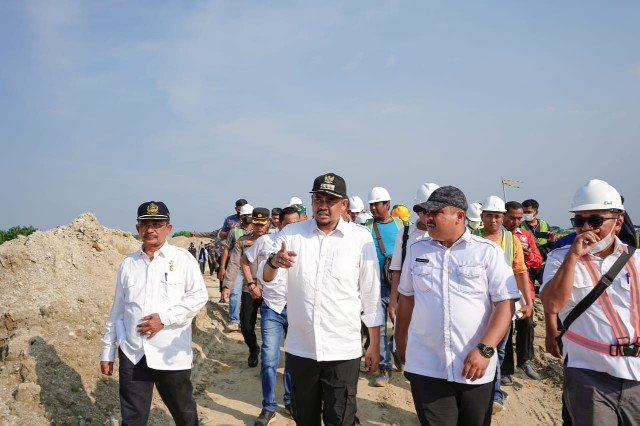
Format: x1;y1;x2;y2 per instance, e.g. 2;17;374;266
240;291;261;354
405;371;494;426
286;353;360;426
199;261;205;274
208;258;216;275
501;316;535;375
118;349;198;426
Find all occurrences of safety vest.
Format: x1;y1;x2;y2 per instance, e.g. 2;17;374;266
564;247;640;356
364;217;405;232
521;219;549;248
474;229;514;266
232;226;245;243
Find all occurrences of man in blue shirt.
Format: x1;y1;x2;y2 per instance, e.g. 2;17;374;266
219;198;248;240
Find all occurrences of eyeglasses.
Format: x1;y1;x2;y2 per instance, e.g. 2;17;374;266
570;215;616;228
138;221;168;229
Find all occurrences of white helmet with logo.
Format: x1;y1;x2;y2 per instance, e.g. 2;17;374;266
415;183;440;205
570;179;624;212
239;204;254;216
466;202;483;221
348;195;365;213
481;196;506;213
368;187;391;204
287;196;303;207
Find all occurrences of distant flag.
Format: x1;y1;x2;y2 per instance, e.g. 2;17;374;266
501;177;522;200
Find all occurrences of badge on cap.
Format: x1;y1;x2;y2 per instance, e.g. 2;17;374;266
147;203;159;215
320;174;336;191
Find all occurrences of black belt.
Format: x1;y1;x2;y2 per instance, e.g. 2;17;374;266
609;344;640;357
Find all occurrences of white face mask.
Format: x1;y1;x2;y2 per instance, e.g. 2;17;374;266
588;227;616;255
522;213;534;222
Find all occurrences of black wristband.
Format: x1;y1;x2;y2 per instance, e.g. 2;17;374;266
267;253;279;269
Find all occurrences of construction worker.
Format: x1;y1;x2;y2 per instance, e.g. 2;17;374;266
475;195;533;413
521;199;557;284
365;186;404;387
391;204;411;226
466;202;483;232
541;179;640;425
348;195;365;222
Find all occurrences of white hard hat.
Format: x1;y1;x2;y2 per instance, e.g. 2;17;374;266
481;196;506;213
287;196;303;207
239;204;254;215
348;195;364;213
570;179;624;212
368;187;391;204
466;202;483;221
355;212;372;225
415;182;440;205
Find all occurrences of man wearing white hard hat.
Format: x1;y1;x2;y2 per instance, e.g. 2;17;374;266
466;202;483;232
475;195;534;413
220;204;254;332
364;186;405;387
541;179;640;425
347;195;365;222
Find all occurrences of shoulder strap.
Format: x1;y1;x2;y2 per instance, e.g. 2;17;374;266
558;246;636;341
401;225;410;266
372;222;387;257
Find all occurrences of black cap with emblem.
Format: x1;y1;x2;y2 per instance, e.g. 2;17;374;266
137;201;170;221
310;172;347;198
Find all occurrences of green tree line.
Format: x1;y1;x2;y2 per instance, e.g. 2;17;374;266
0;226;38;244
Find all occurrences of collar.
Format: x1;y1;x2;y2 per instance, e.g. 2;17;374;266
307;218;347;237
137;241;170;259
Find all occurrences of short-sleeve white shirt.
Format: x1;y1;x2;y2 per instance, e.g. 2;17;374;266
261;218;385;361
541;238;640;381
399;231;519;384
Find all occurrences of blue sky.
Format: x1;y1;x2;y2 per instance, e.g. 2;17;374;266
2;1;639;234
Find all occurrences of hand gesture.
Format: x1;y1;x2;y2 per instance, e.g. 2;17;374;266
136;313;164;339
273;242;297;269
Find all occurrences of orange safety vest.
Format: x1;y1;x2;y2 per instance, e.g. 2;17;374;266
564;247;640;357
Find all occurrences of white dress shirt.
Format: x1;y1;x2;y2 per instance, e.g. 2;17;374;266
398;231;519;384
261;218;385;361
541;238;640;381
101;242;208;370
390;223;429;271
245;233;287;313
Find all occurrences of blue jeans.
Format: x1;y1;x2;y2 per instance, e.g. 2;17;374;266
228;270;244;324
379;284;392;371
493;322;512;403
260;302;291;412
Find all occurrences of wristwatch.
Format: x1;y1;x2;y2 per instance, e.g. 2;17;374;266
476;343;495;358
267;253;279;269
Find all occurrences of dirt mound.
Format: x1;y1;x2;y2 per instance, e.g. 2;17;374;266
0;213;142;424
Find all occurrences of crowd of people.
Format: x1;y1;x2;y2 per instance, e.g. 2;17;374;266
99;174;639;426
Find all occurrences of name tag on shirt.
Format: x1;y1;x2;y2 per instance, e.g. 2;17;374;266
415;258;430;263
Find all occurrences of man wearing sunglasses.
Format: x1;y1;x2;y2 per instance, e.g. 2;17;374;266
100;201;208;425
541;180;640;425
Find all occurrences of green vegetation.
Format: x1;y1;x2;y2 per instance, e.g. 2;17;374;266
0;226;38;244
172;231;191;238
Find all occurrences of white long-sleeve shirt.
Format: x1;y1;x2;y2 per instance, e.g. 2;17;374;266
261;218;384;361
101;242;208;370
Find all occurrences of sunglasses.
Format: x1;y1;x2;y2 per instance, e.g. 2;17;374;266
570;215;616;228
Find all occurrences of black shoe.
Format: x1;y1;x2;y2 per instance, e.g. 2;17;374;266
284;404;293;417
248;351;259;368
254;409;276;426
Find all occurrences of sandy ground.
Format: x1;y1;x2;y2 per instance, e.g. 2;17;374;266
0;216;564;425
195;272;563;426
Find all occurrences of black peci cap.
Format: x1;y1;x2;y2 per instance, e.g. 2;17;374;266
137;201;170;221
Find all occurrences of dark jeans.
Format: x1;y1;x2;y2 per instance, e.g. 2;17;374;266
515;315;534;365
198;261;205;274
240;291;261;355
286;353;360;426
405;371;493;426
118;349;198;426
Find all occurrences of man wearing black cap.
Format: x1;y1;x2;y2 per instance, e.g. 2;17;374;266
219;198;249;240
261;173;383;426
100;201;208;425
395;187;519;426
222;207;271;367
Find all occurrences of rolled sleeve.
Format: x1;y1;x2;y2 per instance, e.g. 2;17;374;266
486;245;520;302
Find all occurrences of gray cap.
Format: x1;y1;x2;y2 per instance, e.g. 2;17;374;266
413;186;468;213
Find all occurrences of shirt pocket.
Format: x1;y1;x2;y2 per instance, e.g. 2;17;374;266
161;278;184;300
455;265;486;294
121;279;142;304
412;263;434;293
